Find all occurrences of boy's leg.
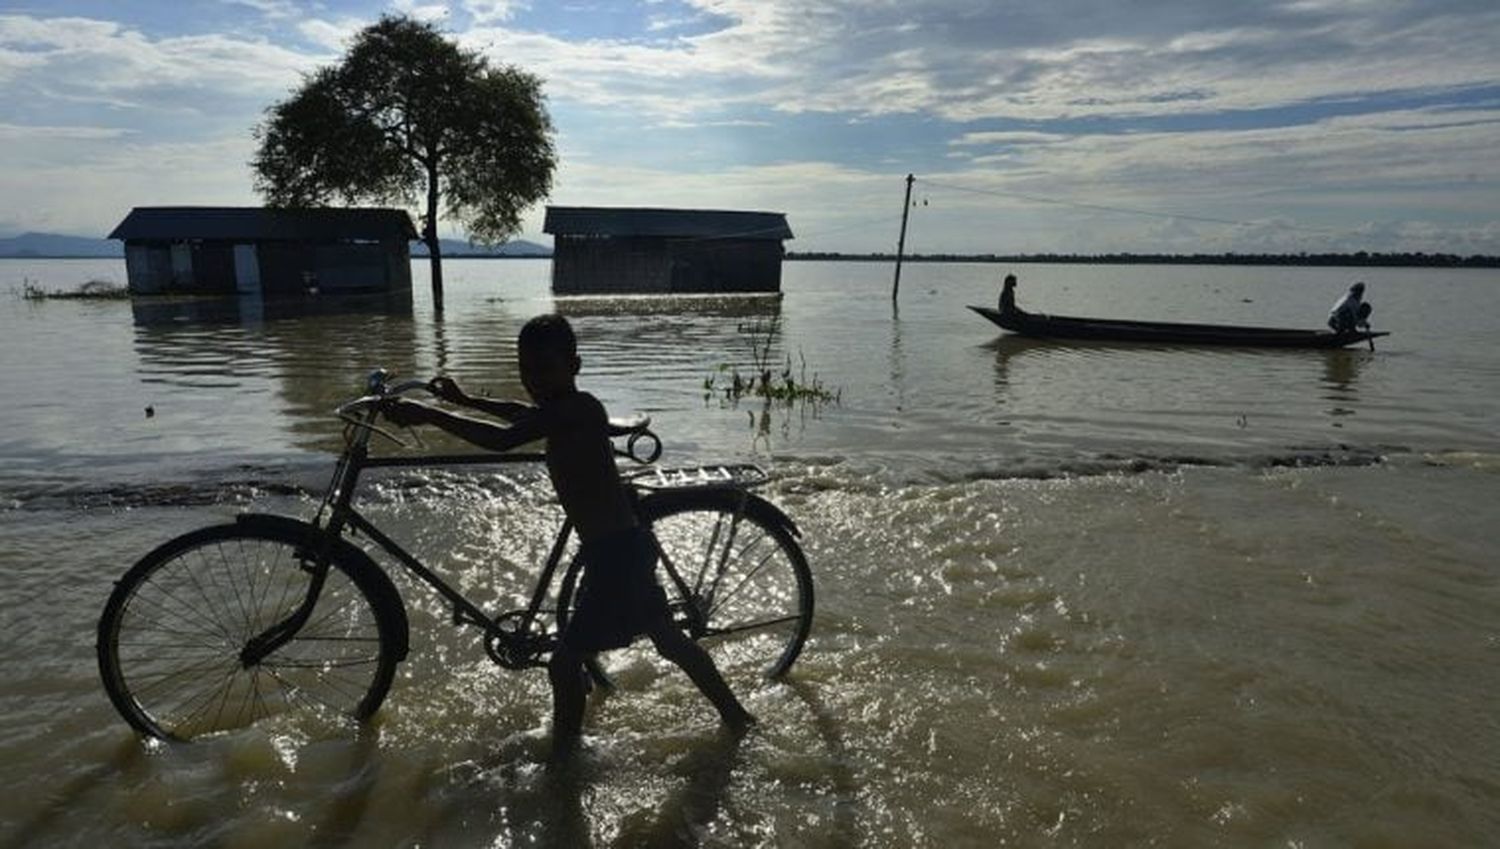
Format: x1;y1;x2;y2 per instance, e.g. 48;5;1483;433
548;647;588;759
646;621;756;731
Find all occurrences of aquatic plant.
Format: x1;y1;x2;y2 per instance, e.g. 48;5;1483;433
18;278;128;300
704;313;840;405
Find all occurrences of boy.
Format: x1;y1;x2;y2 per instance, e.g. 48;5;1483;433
384;314;754;759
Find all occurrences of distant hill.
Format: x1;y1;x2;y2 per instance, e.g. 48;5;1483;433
0;231;551;259
0;232;121;258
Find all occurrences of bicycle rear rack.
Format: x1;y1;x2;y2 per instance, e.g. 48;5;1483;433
627;464;768;491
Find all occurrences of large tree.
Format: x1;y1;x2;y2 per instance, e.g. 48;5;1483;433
252;15;555;306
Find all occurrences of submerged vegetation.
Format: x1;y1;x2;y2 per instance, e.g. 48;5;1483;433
18;279;129;300
704;313;840;405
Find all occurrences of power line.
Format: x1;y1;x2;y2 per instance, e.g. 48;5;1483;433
913;176;1326;232
669;210;908;245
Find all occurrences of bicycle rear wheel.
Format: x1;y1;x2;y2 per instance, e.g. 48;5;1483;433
560;488;814;678
97;522;404;741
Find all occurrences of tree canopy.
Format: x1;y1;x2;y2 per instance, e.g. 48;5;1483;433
252;15;555;304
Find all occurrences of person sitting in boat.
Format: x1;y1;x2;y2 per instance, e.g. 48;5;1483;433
1327;282;1373;333
998;273;1025;316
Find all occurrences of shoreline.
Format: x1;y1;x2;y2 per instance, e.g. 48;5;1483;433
785;251;1500;268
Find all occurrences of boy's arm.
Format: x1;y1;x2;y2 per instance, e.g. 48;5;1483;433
429;376;534;423
386;399;548;452
461;397;535;421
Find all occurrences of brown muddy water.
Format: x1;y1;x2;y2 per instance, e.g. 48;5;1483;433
2;259;1499;847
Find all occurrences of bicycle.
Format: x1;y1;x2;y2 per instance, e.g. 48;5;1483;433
96;369;814;741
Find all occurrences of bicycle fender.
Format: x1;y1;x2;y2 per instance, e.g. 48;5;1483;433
745;493;802;538
642;490;802;538
232;513;411;661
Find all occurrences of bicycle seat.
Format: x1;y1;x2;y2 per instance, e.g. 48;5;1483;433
607;414;652;437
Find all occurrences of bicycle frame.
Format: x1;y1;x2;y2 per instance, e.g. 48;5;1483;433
242;386;746;672
239;384;577;669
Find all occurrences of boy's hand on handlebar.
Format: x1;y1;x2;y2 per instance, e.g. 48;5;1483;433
428;376;468;405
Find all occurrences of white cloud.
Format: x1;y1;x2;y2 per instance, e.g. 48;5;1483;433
951;132;1067;147
448;1;1500;125
0;15;321;105
464;0;526;24
297;17;366;51
0;123;134;140
0;134;262;236
654;118;772;129
390;1;450;22
226;0;300;19
4;2;1499;253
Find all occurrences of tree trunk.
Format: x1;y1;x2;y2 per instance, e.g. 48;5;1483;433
424;161;444;311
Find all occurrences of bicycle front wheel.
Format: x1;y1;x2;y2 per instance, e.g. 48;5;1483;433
97;522;404;741
561;489;813;678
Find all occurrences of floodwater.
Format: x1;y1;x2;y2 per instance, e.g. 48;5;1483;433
2;258;1499;847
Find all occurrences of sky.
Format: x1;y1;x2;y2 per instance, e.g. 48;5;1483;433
2;0;1499;254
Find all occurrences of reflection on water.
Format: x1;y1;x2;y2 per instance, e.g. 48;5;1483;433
120;289;800;460
981;333;1389;457
130;294;426;454
129;291;415;329
3;257;1499;478
553;292;781;320
1319;348;1369;411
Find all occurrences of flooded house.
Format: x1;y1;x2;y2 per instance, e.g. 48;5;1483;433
544;206;793;294
109;207;417;297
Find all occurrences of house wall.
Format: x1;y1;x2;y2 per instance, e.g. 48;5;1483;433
189;243;236;292
123;237;412;297
553;236;669;294
313;243;391;293
552;236;783;294
125;244;172;293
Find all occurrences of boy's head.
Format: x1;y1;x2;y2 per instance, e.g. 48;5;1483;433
517;314;580;401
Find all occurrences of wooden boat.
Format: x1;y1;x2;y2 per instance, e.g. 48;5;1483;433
968;306;1387;348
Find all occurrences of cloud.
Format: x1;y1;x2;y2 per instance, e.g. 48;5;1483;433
464;0;526;24
951;132;1068;147
449;1;1500;125
0;14;322;106
0;123;134;140
0;134;261;236
653;118;773;129
4;2;1498;253
297;17;366;51
225;0;300;19
390;0;450;23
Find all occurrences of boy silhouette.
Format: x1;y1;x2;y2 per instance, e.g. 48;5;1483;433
385;314;754;760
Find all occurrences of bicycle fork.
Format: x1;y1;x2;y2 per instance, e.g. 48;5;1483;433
238;536;340;669
241;436;371;669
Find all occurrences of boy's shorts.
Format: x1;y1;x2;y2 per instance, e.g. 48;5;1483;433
562;526;670;652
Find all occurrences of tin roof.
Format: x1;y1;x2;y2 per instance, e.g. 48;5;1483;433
108;207;419;242
544;206;793;241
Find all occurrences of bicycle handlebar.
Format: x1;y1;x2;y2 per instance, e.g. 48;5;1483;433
336;368;663;463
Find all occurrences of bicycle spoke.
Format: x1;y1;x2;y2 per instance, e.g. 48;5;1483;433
706;547;782;618
263;654;382;670
690;511;728;597
102;526;396;739
700;613;805;638
635;491;812;679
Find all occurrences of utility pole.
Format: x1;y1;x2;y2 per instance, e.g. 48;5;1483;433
892;173;914;301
